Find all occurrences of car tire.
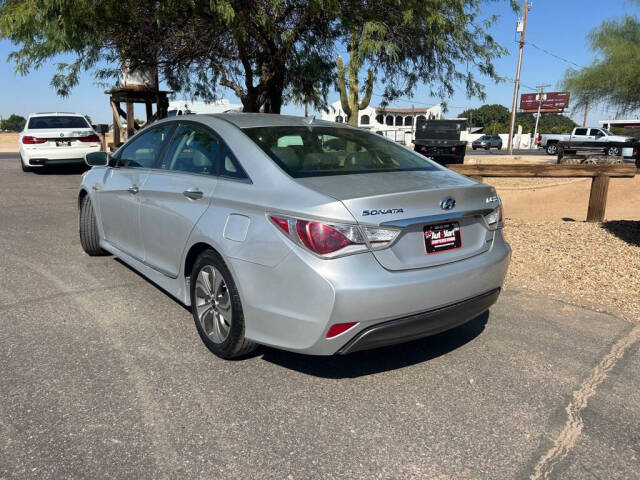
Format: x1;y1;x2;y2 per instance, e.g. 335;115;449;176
79;195;110;256
472;146;477;150
546;144;557;155
190;250;257;359
607;147;620;156
20;156;33;172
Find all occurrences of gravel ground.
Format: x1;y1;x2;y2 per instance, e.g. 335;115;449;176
503;219;640;322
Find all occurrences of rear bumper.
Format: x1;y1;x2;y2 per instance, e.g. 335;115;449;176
233;230;511;355
337;288;500;354
20;144;100;166
27;157;86;166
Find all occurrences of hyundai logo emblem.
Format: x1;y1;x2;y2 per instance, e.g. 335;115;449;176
440;197;456;210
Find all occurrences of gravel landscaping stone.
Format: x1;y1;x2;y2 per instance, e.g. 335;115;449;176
503;219;640;322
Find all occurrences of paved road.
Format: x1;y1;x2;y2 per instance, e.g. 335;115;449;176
1;153;638;479
465;148;548;156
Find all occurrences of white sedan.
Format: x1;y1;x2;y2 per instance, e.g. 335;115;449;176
19;112;102;171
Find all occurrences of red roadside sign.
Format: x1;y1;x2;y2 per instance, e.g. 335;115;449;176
520;91;570;113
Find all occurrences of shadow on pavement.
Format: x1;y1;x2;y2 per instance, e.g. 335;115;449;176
32;165;88;175
601;220;640;247
260;311;489;378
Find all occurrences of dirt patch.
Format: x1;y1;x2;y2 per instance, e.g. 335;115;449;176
503;220;640;322
0;132;18;152
494;176;640;222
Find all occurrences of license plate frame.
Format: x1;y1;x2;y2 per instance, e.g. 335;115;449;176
423;221;462;254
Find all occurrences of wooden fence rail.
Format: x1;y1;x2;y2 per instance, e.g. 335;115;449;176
446;164;637;222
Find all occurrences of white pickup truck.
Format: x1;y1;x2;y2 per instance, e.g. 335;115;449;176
537;127;634;155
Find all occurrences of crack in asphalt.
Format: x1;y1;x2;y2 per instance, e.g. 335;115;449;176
0;283;139;312
530;323;640;480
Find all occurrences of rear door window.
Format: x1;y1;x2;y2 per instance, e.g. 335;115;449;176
574;128;588;136
159;124;218;175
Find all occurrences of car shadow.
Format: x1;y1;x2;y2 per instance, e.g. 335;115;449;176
32;165;88;175
601;220;640;247
259;311;489;378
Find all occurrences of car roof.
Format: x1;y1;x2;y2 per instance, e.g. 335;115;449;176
29;112;85;117
204;113;340;129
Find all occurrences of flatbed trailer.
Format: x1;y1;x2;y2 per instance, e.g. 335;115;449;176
557;140;640;167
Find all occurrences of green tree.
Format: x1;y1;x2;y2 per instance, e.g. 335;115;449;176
1;114;26;131
484;122;505;134
0;0;335;114
336;1;511;125
563;14;640;114
460;104;510;128
537;114;576;134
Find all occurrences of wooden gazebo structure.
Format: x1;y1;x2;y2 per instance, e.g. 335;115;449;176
105;86;171;150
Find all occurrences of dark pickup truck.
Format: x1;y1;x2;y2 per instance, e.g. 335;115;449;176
414;119;467;165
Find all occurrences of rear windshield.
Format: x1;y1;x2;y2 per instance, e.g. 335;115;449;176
28;116;90;129
243;126;439;178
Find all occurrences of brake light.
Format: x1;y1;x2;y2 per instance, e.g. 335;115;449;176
326;322;358;338
296;221;351;254
79;134;100;143
22;136;46;144
268;214;400;258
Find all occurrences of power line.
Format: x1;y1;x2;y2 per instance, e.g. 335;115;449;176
526;41;584;69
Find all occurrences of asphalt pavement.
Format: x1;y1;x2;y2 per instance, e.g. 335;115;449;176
1;152;638;479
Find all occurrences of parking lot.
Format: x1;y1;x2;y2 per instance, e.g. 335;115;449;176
1;152;639;479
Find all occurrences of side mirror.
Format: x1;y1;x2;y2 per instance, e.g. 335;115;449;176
85;151;110;167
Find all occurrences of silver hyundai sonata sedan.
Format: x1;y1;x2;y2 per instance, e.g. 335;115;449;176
79;114;510;359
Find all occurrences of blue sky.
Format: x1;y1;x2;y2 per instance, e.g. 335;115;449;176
2;0;639;125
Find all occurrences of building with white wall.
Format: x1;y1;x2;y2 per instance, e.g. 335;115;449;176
322;101;441;130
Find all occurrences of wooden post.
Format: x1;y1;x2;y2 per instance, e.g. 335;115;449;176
126;102;135;140
145;102;153;123
99;133;107;152
586;174;610;222
111;99;120;147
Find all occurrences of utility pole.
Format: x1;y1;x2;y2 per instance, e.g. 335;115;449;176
582;100;589;127
507;0;530;155
532;84;550;149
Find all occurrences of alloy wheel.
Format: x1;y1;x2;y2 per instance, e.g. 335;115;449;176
195;265;232;343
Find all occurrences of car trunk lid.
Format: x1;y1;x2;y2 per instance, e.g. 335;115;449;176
296;170;497;271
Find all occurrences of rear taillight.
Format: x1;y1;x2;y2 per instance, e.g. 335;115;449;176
22;136;46;144
269;215;400;258
78;134;100;143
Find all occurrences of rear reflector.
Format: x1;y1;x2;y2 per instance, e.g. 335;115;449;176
22;136;46;144
326;322;358;338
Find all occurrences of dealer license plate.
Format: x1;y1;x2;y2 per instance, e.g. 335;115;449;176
424;221;462;254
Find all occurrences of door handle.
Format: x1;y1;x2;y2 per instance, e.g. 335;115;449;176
128;185;139;194
183;189;204;200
